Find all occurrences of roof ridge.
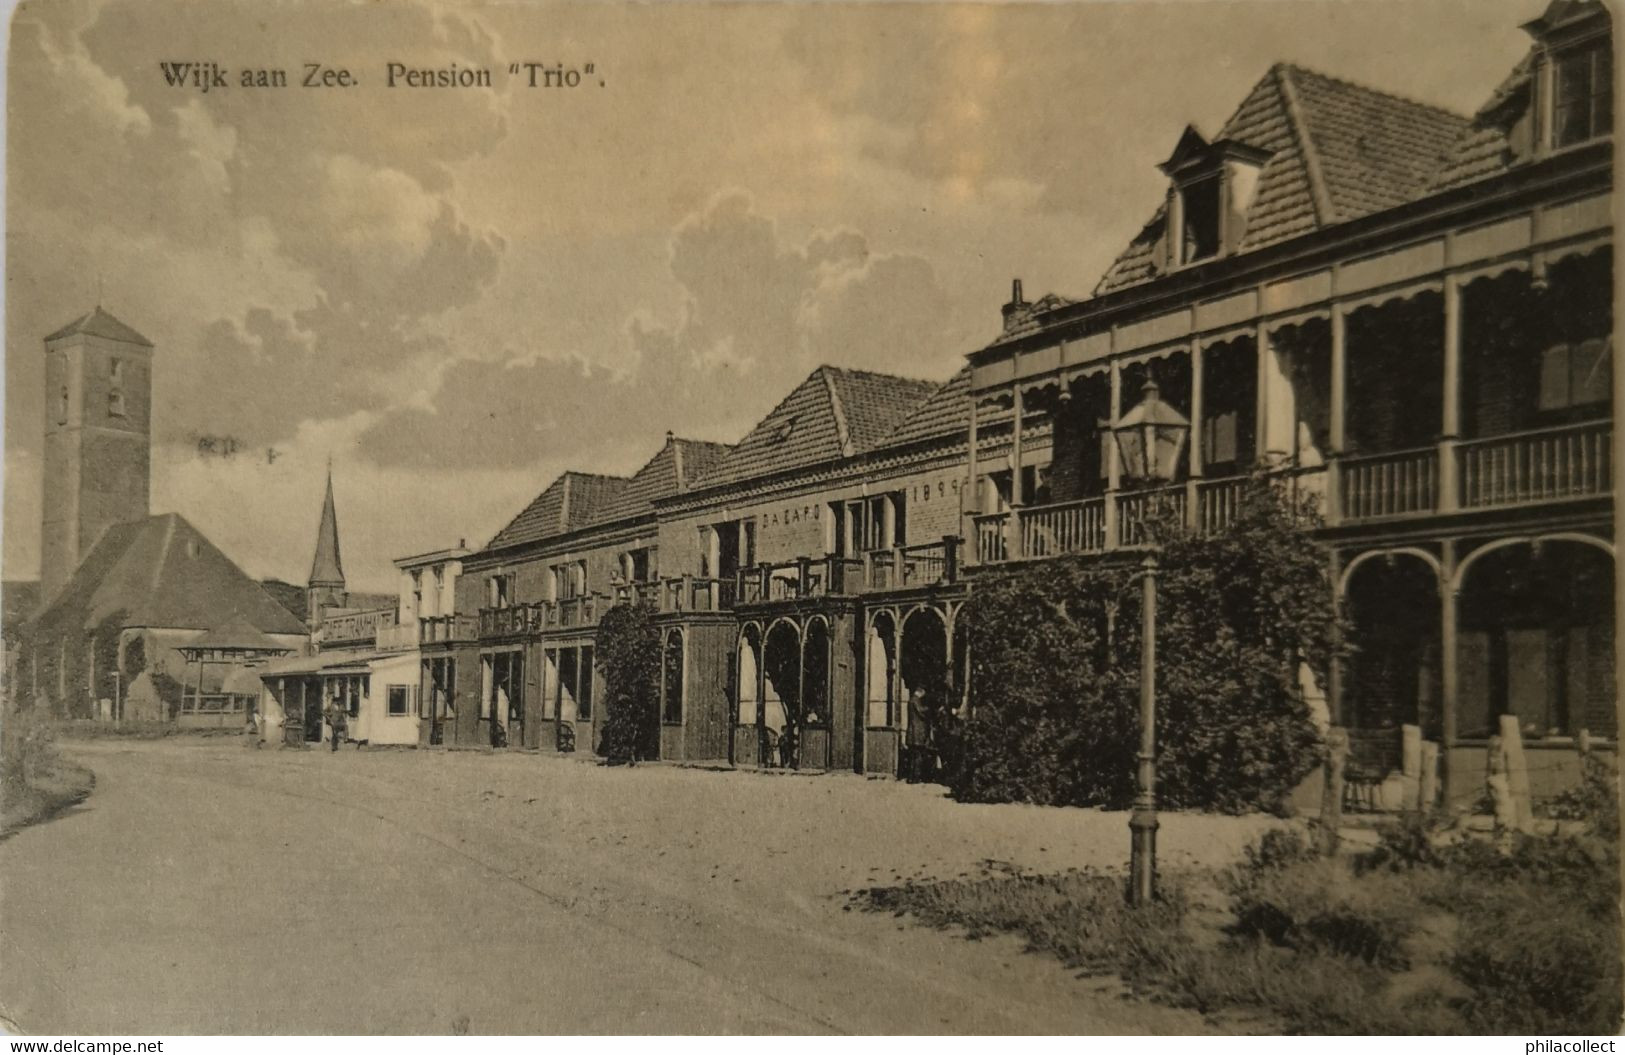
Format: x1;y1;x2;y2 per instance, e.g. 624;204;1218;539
819;367;855;458
1275;61;1472;124
821;362;938;388
148;514;180;597
1275;64;1337;227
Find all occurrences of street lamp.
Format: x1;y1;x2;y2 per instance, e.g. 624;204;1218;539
1111;377;1190;906
1112;378;1190;483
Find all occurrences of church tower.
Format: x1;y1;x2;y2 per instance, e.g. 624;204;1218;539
41;307;154;600
306;467;347;629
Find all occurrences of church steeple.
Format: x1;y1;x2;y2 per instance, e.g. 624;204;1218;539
306;465;346;628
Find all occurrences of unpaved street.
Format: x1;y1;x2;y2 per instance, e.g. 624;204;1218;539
1;739;1275;1034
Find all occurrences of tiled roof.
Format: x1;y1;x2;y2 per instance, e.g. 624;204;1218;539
1094;64;1469;296
31;513;308;636
485;472;632;551
599;436;733;521
882;365;975;447
1430;55;1534;192
45;306;153;347
697;366;936;489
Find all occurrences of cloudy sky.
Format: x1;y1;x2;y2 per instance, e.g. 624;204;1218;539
5;0;1536;593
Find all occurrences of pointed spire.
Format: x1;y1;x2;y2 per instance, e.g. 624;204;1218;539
308;466;345;587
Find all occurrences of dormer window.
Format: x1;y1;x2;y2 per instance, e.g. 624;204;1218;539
1179;175;1223;264
1525;0;1613;154
1157;126;1272;271
1552;40;1611;147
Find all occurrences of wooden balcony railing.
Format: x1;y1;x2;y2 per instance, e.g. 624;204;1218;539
1018;498;1105;557
478;595;606;638
419;613;477;644
866;539;959;591
1458;420;1611;510
1117;485;1187;547
1194;476;1245;535
973;512;1008;564
1339;447;1438;521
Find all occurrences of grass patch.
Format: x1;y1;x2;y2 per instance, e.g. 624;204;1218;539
2;711;95;840
853;823;1622;1034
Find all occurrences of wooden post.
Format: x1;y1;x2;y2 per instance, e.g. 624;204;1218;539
1320;726;1348;855
1104;359;1122;549
1419;741;1440;815
1438;274;1462;513
1401;723;1423;811
1486;733;1515;836
1499;714;1534;832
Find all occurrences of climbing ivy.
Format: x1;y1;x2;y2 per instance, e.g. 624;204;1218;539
596;601;662;764
953;476;1344;814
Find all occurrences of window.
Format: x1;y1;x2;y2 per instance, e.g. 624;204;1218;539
662;630;684;724
489;573;513;608
625;548;651;582
557;647;578;720
1552;42;1612;149
107;390;126;418
1203;411;1240;467
110;358;124;383
1179;175;1222;264
578;645;594;721
1538;338;1611;412
411;571;423;614
387;685;409;717
57;386;69;425
834;494;904;555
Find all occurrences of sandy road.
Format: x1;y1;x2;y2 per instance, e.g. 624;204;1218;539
0;739;1275;1034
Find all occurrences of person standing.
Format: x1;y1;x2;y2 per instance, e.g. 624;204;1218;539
905;687;933;783
327;698;347;752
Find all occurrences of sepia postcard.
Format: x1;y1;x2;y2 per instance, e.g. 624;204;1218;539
0;0;1619;1040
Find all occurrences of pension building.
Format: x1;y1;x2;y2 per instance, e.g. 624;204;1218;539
400;0;1613;807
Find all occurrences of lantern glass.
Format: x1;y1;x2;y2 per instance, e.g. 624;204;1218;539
1112;379;1191;484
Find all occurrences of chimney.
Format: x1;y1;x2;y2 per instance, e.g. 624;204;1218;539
666;430;675;445
1001;278;1029;333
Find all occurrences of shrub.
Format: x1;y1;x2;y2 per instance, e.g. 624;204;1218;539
595;603;660;764
1539;751;1619;838
954;477;1335;813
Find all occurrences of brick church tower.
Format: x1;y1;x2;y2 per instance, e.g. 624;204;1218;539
40;306;154;600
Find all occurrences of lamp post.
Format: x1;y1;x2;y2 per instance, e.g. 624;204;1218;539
1111;375;1190;906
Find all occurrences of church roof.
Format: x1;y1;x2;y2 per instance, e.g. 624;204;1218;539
185;615;296;653
30;513;307;637
1092;63;1470;297
695;366;937;490
309;470;345;586
45;306;153;347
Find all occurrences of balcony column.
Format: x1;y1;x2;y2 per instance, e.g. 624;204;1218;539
1438;274;1462;513
965;395;981;519
1256;324;1295;466
882;494;898;549
1104;359;1122;549
1327;304;1347;524
1327;550;1344;727
1008;384;1025;560
1185;342;1204;532
1439;540;1460;808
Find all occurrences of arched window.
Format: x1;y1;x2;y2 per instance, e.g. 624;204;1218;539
661;629;684;724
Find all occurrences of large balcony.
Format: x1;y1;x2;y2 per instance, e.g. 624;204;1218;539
970;420;1611;566
419;613;477;644
477;594;606;638
1336;420;1611;523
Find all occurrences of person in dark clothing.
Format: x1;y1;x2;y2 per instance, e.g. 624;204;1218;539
326;701;347;753
905;688;934;783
